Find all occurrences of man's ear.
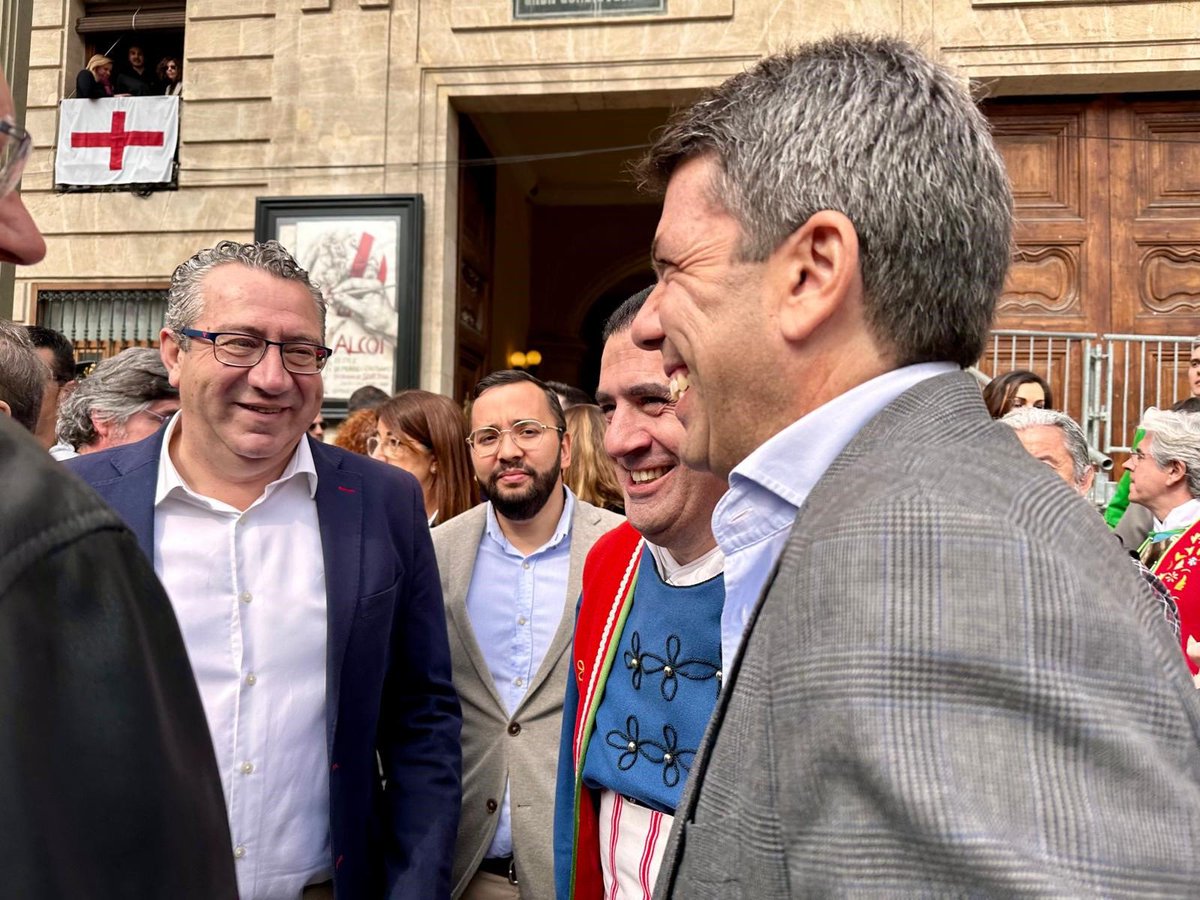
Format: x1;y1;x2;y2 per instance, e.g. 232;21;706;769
160;327;183;388
1167;460;1188;487
771;210;861;344
1079;465;1096;495
0;399;11;417
559;430;572;472
91;411;117;442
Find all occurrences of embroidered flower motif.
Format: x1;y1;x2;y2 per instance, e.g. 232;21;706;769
604;717;697;788
606;716;642;771
623;632;644;690
624;632;720;701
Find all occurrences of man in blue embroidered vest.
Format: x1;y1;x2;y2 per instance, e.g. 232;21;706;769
553;288;729;899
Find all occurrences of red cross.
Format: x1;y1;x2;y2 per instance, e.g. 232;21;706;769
70;110;164;171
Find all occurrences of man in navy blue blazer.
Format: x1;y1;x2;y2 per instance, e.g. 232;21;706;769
70;239;461;900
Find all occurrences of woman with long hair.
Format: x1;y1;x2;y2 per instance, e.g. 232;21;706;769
157;57;182;96
370;390;477;525
563;403;624;514
982;369;1053;419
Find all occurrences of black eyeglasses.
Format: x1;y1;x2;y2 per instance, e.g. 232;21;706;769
179;328;333;375
1;118;33;200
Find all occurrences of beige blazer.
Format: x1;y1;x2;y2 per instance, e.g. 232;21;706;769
433;496;624;900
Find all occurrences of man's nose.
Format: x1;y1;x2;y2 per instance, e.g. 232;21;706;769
246;344;292;392
604;407;649;462
0;191;48;266
631;283;665;352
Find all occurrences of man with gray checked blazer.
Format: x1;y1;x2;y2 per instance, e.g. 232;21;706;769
630;34;1200;897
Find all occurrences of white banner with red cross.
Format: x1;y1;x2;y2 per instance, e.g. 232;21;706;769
55;96;179;186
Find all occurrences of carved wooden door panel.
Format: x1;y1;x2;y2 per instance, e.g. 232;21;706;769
981;95;1200;427
987;97;1111;334
981;97;1110;422
1109;97;1200;336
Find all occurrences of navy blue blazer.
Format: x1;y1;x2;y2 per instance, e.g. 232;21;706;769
69;428;462;899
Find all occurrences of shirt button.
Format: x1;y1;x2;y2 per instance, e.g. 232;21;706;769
513;676;523;687
233;844;246;859
517;616;527;625
239;591;252;604
507;722;521;736
486;798;498;813
522;561;530;569
245;672;257;686
240;761;254;775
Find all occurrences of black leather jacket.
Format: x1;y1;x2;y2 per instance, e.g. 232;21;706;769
0;417;237;898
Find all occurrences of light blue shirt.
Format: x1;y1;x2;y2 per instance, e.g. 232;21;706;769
714;362;958;666
465;488;576;859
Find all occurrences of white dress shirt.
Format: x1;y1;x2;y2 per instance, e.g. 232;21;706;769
713;362;958;666
154;414;331;900
1154;497;1200;535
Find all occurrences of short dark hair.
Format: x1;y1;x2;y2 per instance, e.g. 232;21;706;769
347;384;390;412
601;286;654;342
0;320;47;432
24;325;75;384
545;381;593;410
472;369;566;431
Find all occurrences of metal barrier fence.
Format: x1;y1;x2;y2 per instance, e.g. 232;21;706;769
981;331;1199;499
1101;335;1198;454
977;329;1098;445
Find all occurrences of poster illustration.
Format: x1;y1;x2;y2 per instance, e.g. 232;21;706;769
255;195;424;407
277;220;398;400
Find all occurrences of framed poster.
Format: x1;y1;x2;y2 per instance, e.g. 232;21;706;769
254;195;422;410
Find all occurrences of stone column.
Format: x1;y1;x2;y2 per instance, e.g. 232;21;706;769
0;0;33;318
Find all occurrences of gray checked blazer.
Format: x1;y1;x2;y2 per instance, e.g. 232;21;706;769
656;371;1200;898
433;495;623;899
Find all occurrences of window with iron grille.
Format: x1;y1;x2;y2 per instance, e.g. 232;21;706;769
36;287;169;361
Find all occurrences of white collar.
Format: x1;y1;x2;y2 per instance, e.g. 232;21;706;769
154;411;318;508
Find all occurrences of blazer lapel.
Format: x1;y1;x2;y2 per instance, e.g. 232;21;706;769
311;442;363;755
443;508;508;711
519;501;601;709
104;428;168;559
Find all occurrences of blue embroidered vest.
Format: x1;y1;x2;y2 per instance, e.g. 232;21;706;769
581;547;724;813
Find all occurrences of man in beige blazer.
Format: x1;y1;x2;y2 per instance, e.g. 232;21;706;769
433;370;623;899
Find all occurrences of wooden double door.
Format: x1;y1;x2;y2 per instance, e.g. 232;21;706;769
986;94;1200;338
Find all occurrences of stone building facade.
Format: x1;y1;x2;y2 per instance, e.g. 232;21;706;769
8;0;1200;406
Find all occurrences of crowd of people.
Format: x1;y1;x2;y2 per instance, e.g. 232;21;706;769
8;32;1200;900
75;44;182;99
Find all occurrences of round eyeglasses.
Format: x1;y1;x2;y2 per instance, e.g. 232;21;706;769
179;328;332;375
465;419;563;458
368;434;428;458
1;118;33;200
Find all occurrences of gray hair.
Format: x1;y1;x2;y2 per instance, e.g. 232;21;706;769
0;318;47;432
636;34;1013;367
1138;407;1200;499
1001;407;1092;486
56;347;177;450
165;240;326;342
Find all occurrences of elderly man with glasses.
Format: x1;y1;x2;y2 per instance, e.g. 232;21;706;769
1;71;238;897
70;239;462;900
431;369;623;900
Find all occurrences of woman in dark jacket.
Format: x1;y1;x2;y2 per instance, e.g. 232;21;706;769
74;54;115;99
